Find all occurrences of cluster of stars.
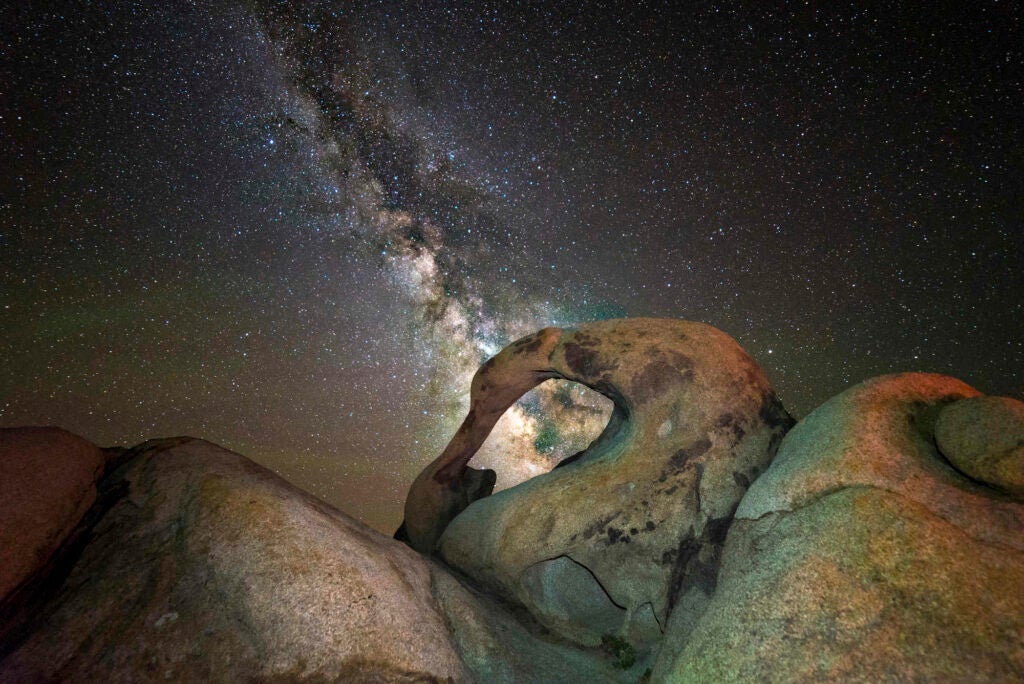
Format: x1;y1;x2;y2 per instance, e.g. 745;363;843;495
2;0;1021;533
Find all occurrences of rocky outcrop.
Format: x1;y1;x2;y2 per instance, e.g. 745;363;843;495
654;373;1024;681
430;564;649;682
0;434;641;682
0;428;105;599
1;436;471;682
403;319;794;649
4;330;1022;682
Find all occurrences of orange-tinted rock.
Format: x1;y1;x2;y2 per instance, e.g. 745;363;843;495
0;427;105;606
403;318;793;647
733;373;1020;547
655;374;1024;681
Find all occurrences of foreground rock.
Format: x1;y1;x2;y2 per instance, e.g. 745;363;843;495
4;354;1022;681
0;427;107;646
1;437;470;681
0;436;641;682
405;318;793;649
430;565;651;682
655;373;1024;681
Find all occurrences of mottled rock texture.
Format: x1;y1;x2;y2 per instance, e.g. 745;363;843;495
1;437;471;682
0;435;639;683
6;346;1022;682
404;318;793;646
936;394;1024;499
732;373;1021;547
655;373;1024;682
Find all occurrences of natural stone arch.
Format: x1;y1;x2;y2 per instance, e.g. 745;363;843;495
399;318;794;647
400;324;623;554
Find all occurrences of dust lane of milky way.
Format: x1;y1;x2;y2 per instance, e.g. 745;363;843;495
2;1;1021;532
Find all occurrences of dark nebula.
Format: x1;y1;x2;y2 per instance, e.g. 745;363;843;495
2;1;1021;532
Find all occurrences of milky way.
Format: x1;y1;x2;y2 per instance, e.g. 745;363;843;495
3;1;1022;532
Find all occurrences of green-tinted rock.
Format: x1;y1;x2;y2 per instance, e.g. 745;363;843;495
936;395;1024;499
406;319;792;648
430;564;647;682
664;488;1024;682
655;374;1024;681
734;373;1022;550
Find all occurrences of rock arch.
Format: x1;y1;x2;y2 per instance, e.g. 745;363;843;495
400;318;794;645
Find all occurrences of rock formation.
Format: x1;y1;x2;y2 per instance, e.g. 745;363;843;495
935;394;1024;499
654;373;1024;681
2;320;1023;682
402;318;793;649
0;433;469;681
0;427;109;648
0;429;641;682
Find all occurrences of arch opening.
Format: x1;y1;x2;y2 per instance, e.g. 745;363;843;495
467;379;614;492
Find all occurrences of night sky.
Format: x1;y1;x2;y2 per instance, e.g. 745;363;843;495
3;1;1021;533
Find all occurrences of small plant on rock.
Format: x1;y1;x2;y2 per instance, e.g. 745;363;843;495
600;633;636;669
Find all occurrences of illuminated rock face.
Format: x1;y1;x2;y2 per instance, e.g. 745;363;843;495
0;438;472;683
0;436;644;682
401;318;794;646
654;373;1024;681
5;369;1020;681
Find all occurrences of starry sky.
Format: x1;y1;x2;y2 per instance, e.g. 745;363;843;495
3;1;1022;533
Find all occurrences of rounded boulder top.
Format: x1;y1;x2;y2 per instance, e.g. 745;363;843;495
936;394;1024;499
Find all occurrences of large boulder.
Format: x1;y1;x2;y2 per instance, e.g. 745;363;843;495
0;427;106;601
0;427;107;645
0;434;644;683
0;437;470;682
403;319;793;647
655;373;1024;681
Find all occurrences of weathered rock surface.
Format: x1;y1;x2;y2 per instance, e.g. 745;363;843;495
6;351;1022;682
0;427;107;645
655;373;1024;681
733;373;1022;548
936;395;1024;499
405;318;793;647
1;437;472;682
0;434;640;683
431;565;647;682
